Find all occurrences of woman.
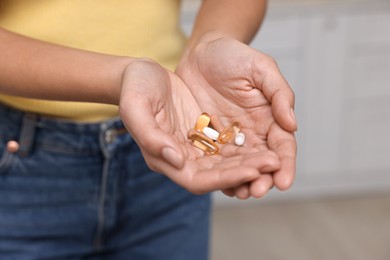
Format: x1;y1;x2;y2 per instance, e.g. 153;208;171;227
0;0;297;259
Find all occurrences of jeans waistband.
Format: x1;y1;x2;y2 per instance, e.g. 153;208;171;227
0;103;129;157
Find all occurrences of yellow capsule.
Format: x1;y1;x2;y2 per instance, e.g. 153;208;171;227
217;122;241;144
188;129;219;155
194;113;211;131
231;122;241;134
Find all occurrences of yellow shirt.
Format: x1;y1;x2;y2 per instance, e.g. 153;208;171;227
0;0;185;122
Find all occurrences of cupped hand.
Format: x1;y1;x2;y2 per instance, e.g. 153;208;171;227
118;58;281;195
176;33;297;198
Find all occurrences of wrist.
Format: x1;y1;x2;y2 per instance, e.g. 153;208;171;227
119;57;166;105
186;30;230;51
179;30;231;69
114;57;155;105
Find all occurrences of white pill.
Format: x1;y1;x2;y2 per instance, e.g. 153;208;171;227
202;126;219;140
234;132;245;146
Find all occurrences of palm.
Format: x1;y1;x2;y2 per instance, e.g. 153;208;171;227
118;59;280;195
119;60;203;154
178;38;273;151
176;37;297;194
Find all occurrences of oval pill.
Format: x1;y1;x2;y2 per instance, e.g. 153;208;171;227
217;122;241;144
234;132;245;146
188;129;219;155
194;113;211;131
217;128;235;144
202;126;220;140
231;121;241;134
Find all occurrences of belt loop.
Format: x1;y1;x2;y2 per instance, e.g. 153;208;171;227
18;113;38;157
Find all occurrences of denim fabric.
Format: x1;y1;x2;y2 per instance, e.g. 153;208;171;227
0;103;211;260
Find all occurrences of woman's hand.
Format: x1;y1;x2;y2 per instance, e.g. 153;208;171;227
176;33;297;198
118;58;281;195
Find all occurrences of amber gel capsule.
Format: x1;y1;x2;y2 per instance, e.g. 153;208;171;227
188;129;219;155
217;122;241;144
194;113;211;132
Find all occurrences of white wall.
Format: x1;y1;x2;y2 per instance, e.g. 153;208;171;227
180;0;390;205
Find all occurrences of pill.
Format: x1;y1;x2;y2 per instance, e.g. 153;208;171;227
194;113;211;131
217;122;241;144
231;121;241;134
188;129;219;155
210;115;225;133
234;132;246;146
202;126;220;140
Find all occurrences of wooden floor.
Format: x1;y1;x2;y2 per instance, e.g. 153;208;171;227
211;193;390;260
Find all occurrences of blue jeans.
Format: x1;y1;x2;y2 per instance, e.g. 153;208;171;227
0;103;211;260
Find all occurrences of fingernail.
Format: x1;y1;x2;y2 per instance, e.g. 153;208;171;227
162;147;184;169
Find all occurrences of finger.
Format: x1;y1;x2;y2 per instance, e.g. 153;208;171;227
267;122;297;191
252;54;297;132
122;97;184;169
234;184;251;200
139;152;256;195
184;164;261;195
188;150;281;194
156;149;280;194
221;188;235;197
249;173;274;198
219;145;280;168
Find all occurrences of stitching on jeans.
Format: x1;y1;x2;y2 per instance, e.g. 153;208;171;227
0;147;15;174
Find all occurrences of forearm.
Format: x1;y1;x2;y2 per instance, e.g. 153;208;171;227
0;28;134;105
187;0;267;46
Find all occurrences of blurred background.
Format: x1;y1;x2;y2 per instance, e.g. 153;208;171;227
181;0;390;259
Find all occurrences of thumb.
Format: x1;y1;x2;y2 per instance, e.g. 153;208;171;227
120;98;184;170
253;54;297;132
161;147;183;169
